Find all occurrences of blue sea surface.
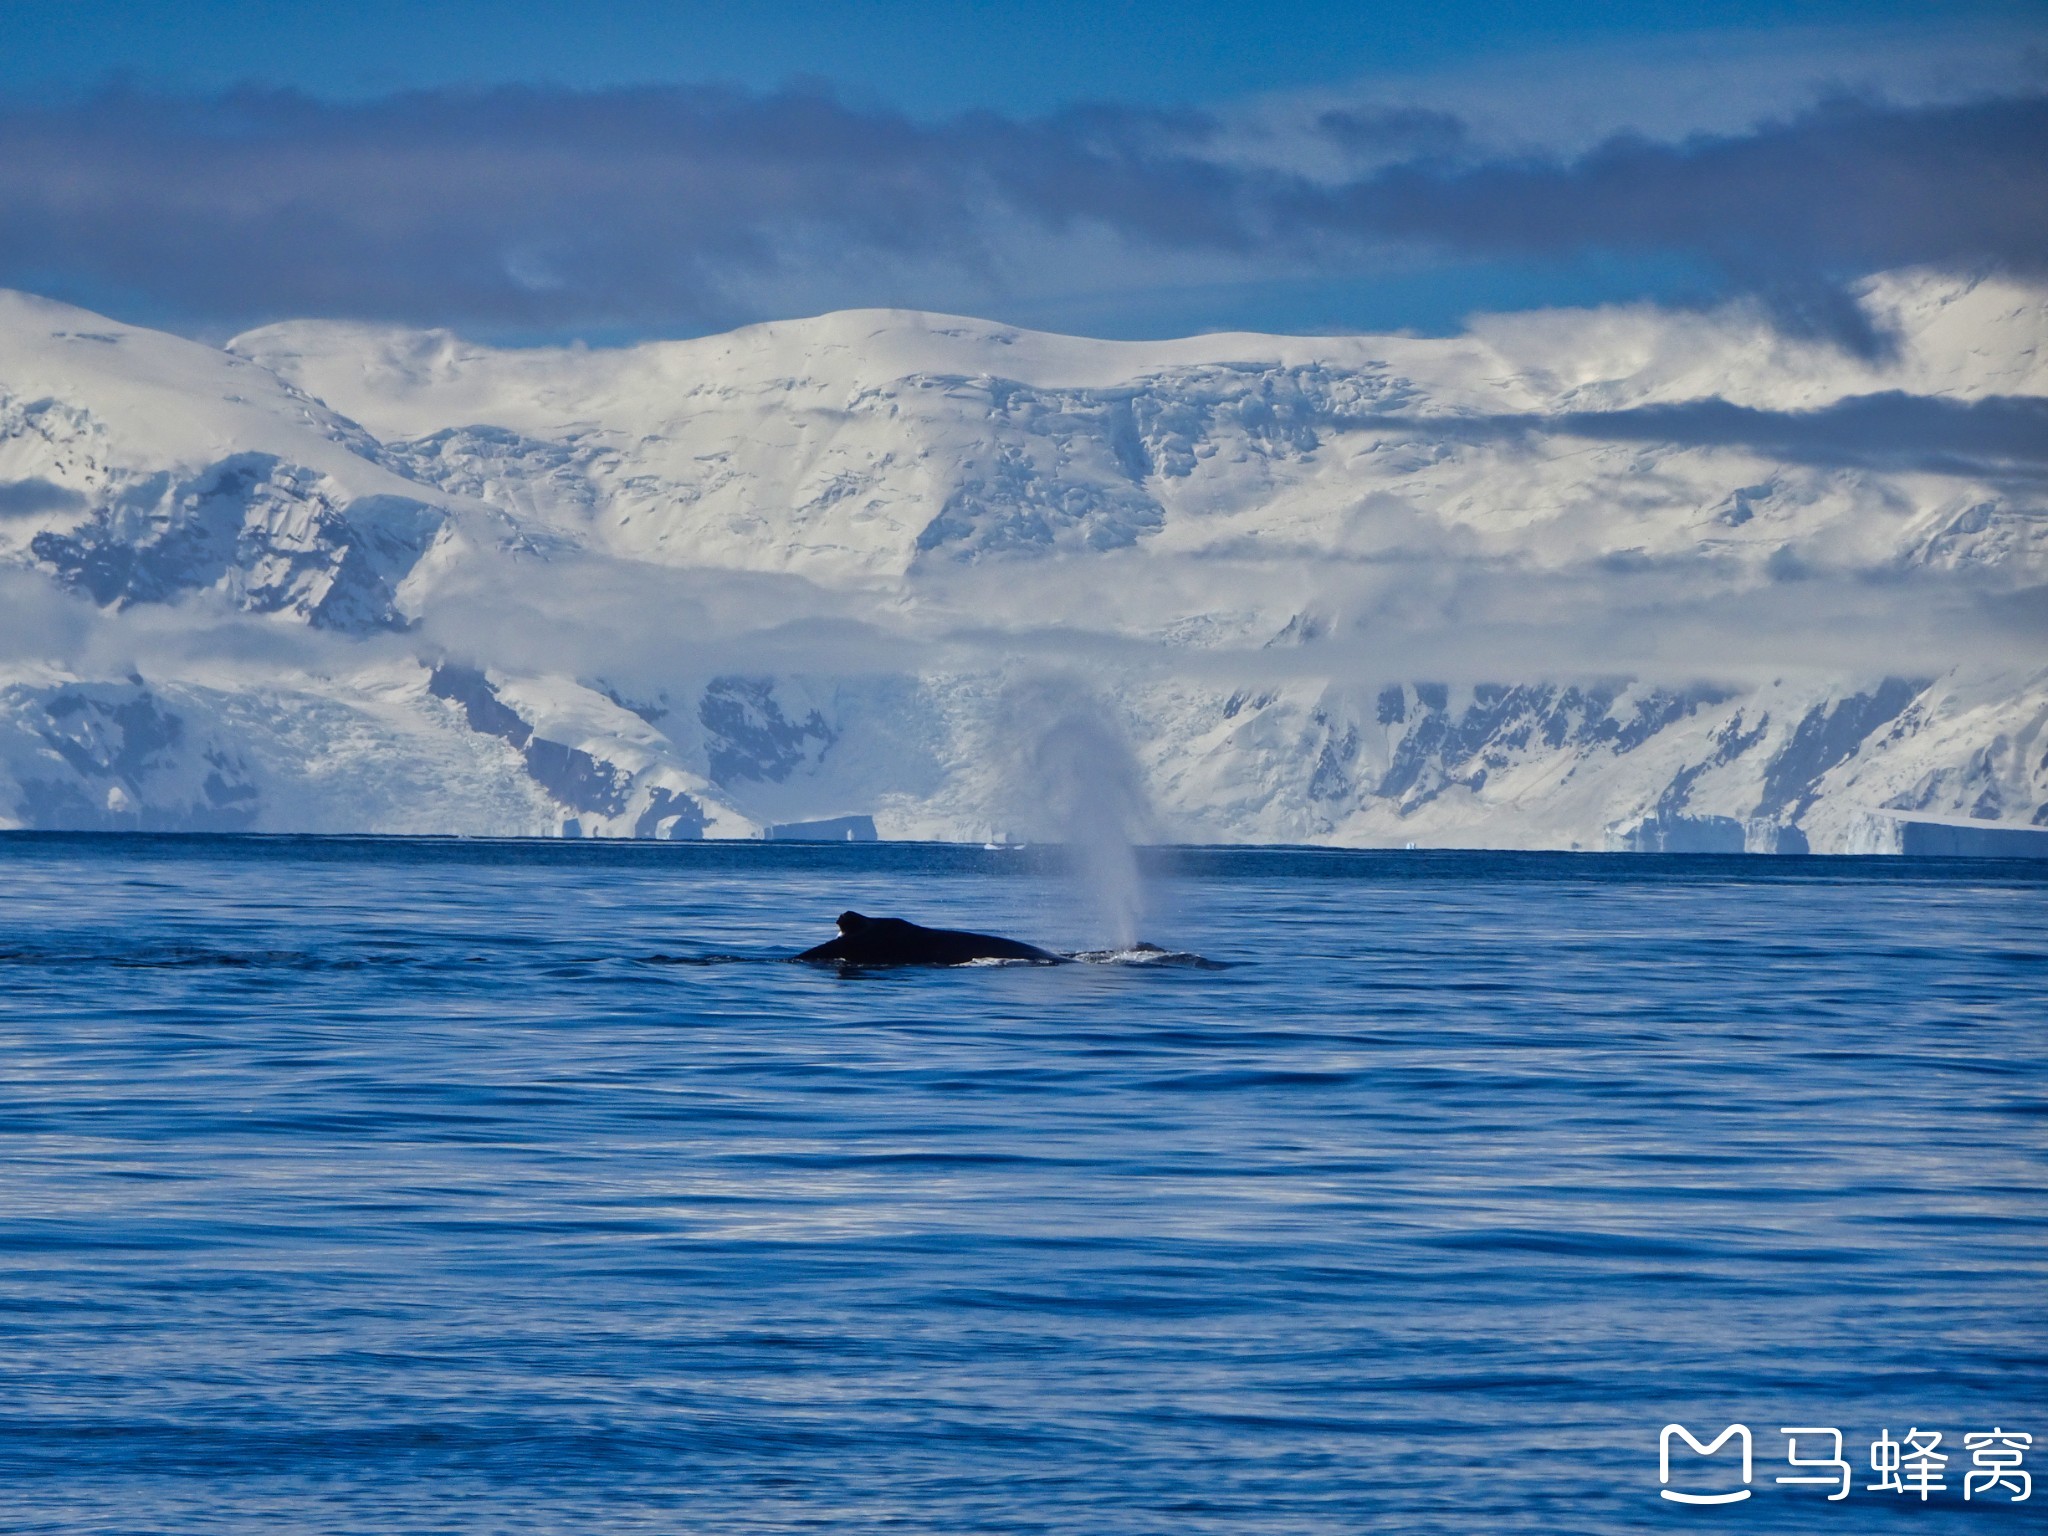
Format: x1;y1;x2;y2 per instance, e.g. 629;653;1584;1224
1;836;2043;1533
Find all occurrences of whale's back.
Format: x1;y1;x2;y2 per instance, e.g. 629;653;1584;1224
795;911;1061;966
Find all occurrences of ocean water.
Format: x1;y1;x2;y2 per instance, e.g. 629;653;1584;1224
1;835;2043;1535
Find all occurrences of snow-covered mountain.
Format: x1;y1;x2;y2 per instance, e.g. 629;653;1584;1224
2;276;2043;851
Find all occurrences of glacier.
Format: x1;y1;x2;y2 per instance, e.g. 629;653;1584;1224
0;276;2042;851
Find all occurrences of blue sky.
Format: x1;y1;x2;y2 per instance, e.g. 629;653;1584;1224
7;0;2028;112
0;0;2042;341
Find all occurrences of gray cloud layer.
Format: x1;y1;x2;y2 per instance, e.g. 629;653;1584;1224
1348;394;2048;478
0;84;2042;343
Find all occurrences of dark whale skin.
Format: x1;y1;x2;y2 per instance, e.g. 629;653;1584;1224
793;911;1064;967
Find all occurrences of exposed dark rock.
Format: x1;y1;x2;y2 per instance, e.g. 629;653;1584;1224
916;440;1163;560
41;686;181;780
1754;678;1925;823
29;453;441;633
428;662;701;833
601;685;670;726
14;683;259;831
1655;709;1771;818
299;494;444;632
1307;715;1360;803
1373;681;1729;813
634;786;707;839
906;361;1417;562
1713;480;1774;526
388;425;606;523
428;664;532;747
1268;612;1328;647
524;737;630;818
699;676;833;785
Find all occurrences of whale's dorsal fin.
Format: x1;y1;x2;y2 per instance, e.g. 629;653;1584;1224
837;911;872;934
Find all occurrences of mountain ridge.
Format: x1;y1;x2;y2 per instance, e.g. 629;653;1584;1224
2;277;2042;851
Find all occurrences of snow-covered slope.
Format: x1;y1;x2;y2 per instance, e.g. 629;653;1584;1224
2;275;2042;849
0;290;455;633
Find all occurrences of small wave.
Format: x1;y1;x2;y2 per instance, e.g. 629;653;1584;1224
644;951;1227;971
1;945;337;971
1068;945;1232;969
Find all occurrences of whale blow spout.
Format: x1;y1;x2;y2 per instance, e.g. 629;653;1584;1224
793;911;1064;967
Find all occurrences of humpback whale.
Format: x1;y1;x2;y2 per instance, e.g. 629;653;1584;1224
793;911;1064;967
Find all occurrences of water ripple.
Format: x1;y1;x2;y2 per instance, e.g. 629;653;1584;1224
0;835;2042;1534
